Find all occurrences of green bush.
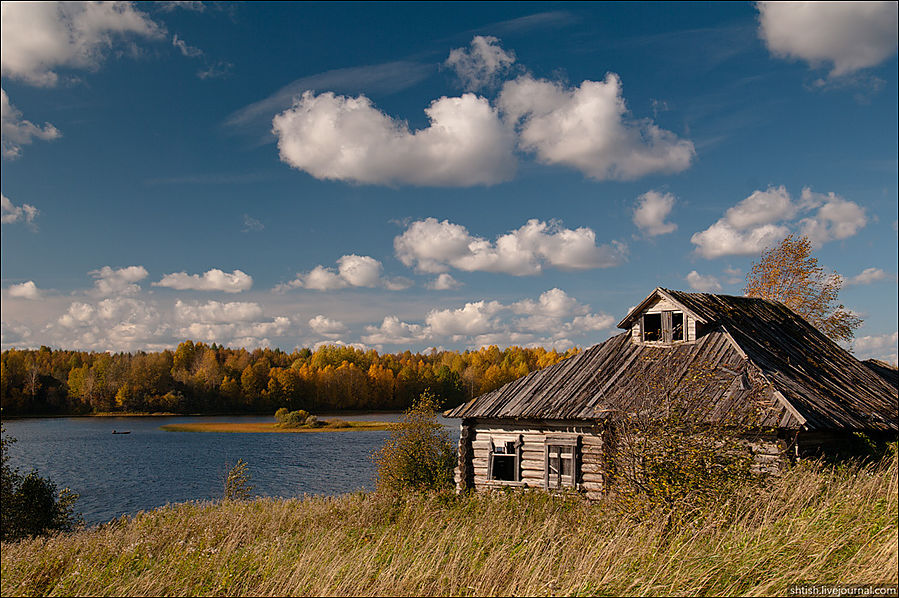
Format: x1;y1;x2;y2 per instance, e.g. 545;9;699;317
373;391;456;494
275;409;310;428
1;424;82;542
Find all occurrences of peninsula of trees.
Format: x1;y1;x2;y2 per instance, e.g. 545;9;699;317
1;343;578;416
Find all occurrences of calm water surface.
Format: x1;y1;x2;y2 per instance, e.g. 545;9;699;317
4;414;460;526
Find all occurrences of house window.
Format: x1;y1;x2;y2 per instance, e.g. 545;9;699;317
642;311;685;343
671;312;684;341
642;313;662;341
544;437;580;489
488;436;522;482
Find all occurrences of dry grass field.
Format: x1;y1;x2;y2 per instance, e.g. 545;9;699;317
2;454;896;597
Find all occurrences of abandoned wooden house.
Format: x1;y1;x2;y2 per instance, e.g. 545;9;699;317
445;288;899;498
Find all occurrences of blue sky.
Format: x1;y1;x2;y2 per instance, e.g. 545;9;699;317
2;2;897;362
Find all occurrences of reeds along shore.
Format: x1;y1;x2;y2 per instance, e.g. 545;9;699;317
2;454;897;597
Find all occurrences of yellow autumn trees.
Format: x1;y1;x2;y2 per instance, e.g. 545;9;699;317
1;344;579;415
744;235;862;342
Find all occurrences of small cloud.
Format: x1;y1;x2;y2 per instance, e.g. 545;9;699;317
843;267;894;286
686;270;723;292
153;268;253;293
308;315;348;339
633;190;677;237
445;35;516;91
156;2;206;13
1;193;39;228
362;316;426;345
7;281;42;300
197;61;233;80
280;255;406;292
383;277;414;291
172;34;203;58
427;273;462;290
1;89;60;159
89;266;149;297
242;214;264;232
853;331;899;365
723;266;743;284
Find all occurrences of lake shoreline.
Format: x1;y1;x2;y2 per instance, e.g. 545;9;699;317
161;421;395;433
2;409;406;420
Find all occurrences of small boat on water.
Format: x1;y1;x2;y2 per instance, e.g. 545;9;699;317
111;430;131;435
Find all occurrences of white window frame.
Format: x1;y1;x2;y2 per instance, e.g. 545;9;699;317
487;435;523;484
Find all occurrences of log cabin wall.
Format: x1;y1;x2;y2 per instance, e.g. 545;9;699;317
456;418;607;499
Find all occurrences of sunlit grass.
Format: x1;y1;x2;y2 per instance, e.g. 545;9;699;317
2;454;896;597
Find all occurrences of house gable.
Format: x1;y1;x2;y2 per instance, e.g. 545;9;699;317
618;287;706;345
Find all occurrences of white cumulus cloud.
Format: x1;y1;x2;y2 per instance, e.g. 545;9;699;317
1;193;40;225
7;281;43;300
853;331;899;365
362;288;615;349
154;268;253;293
280;255;408;292
757;1;899;78
395;217;626;276
89;265;149;297
426;273;462;290
272;91;516;186
174;300;264;323
797;189;867;247
445;35;516;91
686;271;723;292
426;300;505;337
843;268;894;286
633;190;677;237
0;1;164;87
362;316;427;345
55;296;167;352
1;89;60;159
174;300;290;347
498;73;695;180
308;315;348;339
691;186;866;259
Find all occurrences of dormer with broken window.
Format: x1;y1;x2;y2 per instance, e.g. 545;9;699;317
617;287;709;345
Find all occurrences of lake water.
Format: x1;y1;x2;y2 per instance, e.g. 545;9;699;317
3;414;460;526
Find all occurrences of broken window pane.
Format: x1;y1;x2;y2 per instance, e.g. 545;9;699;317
643;313;662;341
672;312;684;341
491;454;516;480
490;439;519;481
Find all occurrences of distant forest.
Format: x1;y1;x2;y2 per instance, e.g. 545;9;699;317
0;342;579;416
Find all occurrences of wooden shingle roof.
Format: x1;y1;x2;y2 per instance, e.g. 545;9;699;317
445;289;898;432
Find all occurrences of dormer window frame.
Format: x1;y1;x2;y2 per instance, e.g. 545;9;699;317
641;310;686;345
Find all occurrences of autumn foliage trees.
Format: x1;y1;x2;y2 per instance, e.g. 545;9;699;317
743;235;862;342
0;343;578;416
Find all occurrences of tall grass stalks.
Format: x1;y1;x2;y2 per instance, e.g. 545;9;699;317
2;454;896;597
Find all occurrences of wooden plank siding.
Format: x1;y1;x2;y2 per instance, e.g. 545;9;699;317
458;419;607;499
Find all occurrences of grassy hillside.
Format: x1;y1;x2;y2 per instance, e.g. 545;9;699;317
2;455;896;597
